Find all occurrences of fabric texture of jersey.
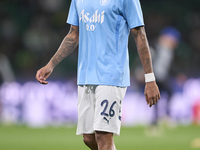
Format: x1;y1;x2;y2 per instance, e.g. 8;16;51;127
67;0;144;87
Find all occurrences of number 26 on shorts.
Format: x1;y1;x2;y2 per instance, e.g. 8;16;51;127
100;100;117;117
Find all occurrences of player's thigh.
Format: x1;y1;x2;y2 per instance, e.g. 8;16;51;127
94;85;127;135
77;85;96;135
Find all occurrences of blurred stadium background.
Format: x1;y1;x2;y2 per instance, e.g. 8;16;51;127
0;0;200;149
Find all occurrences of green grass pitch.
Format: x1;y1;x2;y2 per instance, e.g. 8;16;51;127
0;125;200;150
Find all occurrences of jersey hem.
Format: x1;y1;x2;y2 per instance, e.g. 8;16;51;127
129;23;145;29
77;82;130;87
94;128;120;136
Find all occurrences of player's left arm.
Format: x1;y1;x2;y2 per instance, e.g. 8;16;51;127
131;26;160;107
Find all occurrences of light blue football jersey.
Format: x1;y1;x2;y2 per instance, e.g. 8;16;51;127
67;0;144;87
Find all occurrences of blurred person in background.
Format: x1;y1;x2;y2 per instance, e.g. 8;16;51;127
0;52;15;84
152;27;181;127
0;52;15;121
135;26;181;133
36;0;160;149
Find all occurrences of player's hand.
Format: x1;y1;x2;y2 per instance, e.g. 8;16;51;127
144;81;160;107
36;63;53;85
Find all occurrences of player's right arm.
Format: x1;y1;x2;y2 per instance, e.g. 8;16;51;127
36;25;79;84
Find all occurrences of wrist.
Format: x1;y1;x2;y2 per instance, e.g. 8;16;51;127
144;72;155;83
47;61;55;70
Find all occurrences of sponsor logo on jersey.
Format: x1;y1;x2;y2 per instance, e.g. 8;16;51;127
80;9;105;31
80;9;105;23
100;0;110;6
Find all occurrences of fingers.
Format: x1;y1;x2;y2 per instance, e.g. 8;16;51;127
145;94;149;105
36;65;53;85
158;93;161;100
145;94;156;107
148;99;154;107
36;69;48;85
147;95;160;107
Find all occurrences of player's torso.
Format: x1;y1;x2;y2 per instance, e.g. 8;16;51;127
74;0;131;86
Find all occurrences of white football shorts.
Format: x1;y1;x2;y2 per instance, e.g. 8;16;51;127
76;85;127;136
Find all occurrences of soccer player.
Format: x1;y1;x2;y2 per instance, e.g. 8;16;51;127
36;0;160;149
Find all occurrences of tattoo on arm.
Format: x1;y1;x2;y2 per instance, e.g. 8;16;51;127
68;26;74;34
50;26;79;68
131;27;153;73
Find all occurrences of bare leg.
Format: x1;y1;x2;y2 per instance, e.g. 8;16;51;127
83;134;98;150
95;131;116;150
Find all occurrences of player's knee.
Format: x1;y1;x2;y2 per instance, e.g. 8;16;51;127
95;131;115;150
95;132;104;143
83;134;96;146
95;131;112;144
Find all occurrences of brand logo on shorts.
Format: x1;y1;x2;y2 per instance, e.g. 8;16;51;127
100;0;110;6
